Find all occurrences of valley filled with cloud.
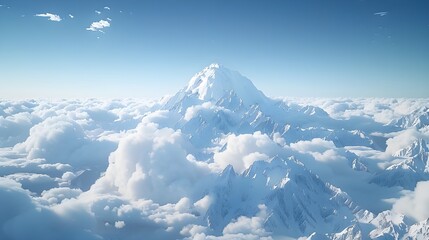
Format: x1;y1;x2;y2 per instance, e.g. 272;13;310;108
1;64;429;239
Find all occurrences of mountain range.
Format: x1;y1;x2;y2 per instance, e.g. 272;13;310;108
0;64;428;239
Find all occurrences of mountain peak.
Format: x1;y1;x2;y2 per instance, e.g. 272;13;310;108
207;63;221;69
394;139;428;158
185;64;268;106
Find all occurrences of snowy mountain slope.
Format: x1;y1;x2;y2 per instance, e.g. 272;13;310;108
162;63;269;112
163;64;384;153
205;156;359;238
391;107;429;129
371;139;429;189
404;218;429;240
369;210;413;239
185;63;268;106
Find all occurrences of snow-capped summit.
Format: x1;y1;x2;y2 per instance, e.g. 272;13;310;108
185;63;268;106
404;218;429;239
371;139;429;189
391;106;429;129
163;63;268;110
394;139;428;158
368;211;411;239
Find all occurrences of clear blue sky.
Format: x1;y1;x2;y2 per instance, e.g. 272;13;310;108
1;0;428;99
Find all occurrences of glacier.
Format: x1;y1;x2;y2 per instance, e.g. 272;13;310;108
0;64;429;239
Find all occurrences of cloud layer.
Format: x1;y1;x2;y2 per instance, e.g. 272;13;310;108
0;96;428;239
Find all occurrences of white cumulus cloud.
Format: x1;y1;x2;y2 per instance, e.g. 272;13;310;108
115;220;125;229
92;122;212;204
211;131;282;174
35;13;62;22
290;138;336;153
86;20;110;32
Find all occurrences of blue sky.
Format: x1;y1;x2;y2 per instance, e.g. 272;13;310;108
1;0;428;99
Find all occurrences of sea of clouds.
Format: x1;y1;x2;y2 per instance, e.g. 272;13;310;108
1;98;429;239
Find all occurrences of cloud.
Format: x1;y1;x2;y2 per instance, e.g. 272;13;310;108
0;178;99;240
374;12;388;17
393;181;429;221
35;13;62;22
211;131;281;173
288;137;403;213
193;195;213;215
86;20;110;32
222;204;271;237
0;111;38;147
15;115;115;164
290;138;336;153
6;173;58;194
92;122;212;204
13;116;87;164
183;205;273;240
184;102;235;122
95;10;101;15
385;128;425;155
0;99;209;238
115;220;125;229
282;98;428;125
39;187;82;205
10;114;116;192
68;14;74;19
104;6;111;11
1;96;429;239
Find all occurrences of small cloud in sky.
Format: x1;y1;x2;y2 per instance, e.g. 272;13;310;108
115;221;125;229
104;6;110;11
107;18;112;22
86;19;110;32
35;13;62;22
374;12;388;17
95;10;101;15
69;14;74;19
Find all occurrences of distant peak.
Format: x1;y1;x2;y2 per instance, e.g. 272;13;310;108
220;165;236;178
208;63;221;69
394;139;428;158
184;64;267;106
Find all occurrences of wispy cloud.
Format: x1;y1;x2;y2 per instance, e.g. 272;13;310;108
68;14;74;19
95;10;101;15
374;11;388;17
35;13;62;22
104;6;110;11
86;20;110;32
